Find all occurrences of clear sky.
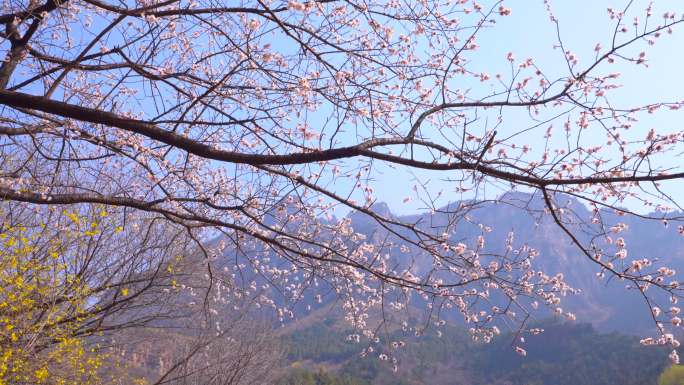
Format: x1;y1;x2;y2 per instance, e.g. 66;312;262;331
11;0;683;218
362;0;684;216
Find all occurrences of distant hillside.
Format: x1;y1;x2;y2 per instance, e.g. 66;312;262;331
278;316;670;385
341;191;684;334
220;190;684;335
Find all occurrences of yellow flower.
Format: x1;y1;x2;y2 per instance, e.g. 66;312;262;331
34;367;48;382
65;212;80;224
4;237;15;247
120;288;129;296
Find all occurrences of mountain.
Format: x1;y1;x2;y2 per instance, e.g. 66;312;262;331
220;190;684;334
342;191;684;334
278;316;669;385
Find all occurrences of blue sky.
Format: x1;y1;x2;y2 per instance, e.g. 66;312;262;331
8;0;684;218
362;0;684;216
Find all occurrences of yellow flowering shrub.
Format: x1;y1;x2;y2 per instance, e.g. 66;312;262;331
0;210;142;385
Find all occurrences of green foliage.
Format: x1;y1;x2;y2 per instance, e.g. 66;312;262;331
284;323;360;362
278;368;368;385
282;319;670;385
473;321;668;385
659;365;684;385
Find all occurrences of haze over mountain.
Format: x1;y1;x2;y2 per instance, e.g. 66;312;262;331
121;190;684;384
343;191;684;335
220;189;684;334
271;191;684;384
